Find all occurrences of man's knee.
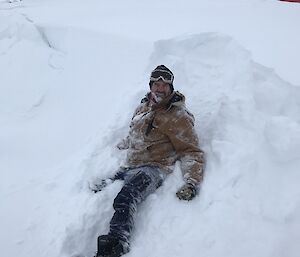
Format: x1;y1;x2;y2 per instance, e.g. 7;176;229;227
128;170;152;191
113;188;132;210
113;171;152;210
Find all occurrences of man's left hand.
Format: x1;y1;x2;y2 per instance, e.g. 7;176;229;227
176;183;197;201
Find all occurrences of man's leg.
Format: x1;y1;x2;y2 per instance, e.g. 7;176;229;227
96;166;163;256
110;169;153;242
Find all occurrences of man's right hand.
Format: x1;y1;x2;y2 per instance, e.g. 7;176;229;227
89;179;113;193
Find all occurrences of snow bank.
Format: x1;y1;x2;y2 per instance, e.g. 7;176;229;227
1;4;300;257
265;116;300;162
59;33;300;257
124;33;300;257
0;13;54;123
0;12;150;257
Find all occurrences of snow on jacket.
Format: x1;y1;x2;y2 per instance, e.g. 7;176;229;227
124;91;205;184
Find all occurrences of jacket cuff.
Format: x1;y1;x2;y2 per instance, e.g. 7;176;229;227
185;177;198;187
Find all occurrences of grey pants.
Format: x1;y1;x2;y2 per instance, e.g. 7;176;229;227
109;165;166;245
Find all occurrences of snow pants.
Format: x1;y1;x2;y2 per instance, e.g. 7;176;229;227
109;165;166;245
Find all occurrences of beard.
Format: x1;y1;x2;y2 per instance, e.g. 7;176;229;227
153;92;167;102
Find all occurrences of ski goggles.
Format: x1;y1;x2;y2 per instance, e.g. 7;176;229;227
150;69;174;84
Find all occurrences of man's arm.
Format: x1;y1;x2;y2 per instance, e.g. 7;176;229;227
162;109;205;199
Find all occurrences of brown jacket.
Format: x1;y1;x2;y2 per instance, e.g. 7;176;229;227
125;91;205;184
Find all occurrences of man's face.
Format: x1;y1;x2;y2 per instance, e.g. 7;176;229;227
151;80;172;102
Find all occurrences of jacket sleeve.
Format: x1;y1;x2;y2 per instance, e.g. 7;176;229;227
162;109;205;185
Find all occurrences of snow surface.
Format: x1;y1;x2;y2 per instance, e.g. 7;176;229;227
0;1;300;257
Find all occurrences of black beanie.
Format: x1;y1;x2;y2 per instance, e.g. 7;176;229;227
149;65;174;92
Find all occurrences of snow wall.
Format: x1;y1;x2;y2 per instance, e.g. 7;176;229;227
1;13;300;257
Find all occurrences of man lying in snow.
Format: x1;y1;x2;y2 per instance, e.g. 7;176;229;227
94;65;205;257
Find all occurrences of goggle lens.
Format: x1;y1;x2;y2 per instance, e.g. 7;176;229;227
150;70;174;84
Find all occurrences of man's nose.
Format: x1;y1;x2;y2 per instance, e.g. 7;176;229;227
157;84;165;90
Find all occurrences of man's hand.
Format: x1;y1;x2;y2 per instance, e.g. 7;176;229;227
89;179;113;193
176;183;197;201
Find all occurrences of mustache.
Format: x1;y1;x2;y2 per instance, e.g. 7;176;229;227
155;91;166;96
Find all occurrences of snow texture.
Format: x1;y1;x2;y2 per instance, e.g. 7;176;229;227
0;1;300;257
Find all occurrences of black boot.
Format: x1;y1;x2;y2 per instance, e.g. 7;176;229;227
95;234;128;257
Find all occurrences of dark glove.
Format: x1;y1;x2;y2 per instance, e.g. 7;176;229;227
176;183;197;201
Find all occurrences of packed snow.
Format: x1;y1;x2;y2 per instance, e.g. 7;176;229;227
0;1;300;257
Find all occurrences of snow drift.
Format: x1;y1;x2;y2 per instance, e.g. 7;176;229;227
1;5;300;257
62;33;300;257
